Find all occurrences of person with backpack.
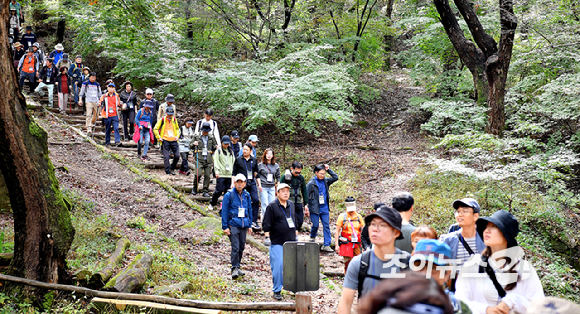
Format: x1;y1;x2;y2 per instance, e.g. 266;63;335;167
230;130;243;157
178;120;195;175
135;100;154;160
211;135;235;211
9;0;23;24
18;47;38;93
240;135;259;157
338;206;410;314
392;192;416;254
195;108;221;146
31;43;44;68
455;210;544;314
78;72;102;135
99;82;122;146
190;122;217;196
56;53;72;71
262;183;297;300
157;94;176;122
9;10;19;42
360;202;386;252
140;88;160;145
335;197;364;273
48;43;64;67
221;173;253;279
119;81;138;141
280;161;309;231
232;143;261;230
440;198;486;292
34;58;57;107
13;42;25;68
306;164;339;252
154;106;180;175
68;55;84;107
257;148;280;219
20;26;36;50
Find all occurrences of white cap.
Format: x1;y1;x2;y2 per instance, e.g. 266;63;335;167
234;174;246;182
277;183;291;192
145;88;154;94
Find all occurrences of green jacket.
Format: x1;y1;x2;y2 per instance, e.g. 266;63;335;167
213;146;236;177
190;133;218;164
280;173;307;205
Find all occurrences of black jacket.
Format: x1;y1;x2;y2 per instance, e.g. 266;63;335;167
232;155;258;182
55;73;72;93
39;65;58;84
120;90;138;111
263;199;297;245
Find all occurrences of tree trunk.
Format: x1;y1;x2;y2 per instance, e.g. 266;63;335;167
0;3;75;295
104;253;153;293
386;0;395;19
91;238;131;287
185;0;193;39
56;19;66;43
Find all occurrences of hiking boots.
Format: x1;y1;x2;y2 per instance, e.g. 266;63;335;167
273;291;282;300
202;192;210;197
309;237;316;242
191;189;197;195
208;204;214;211
321;246;334;253
231;268;240;279
238;268;245;277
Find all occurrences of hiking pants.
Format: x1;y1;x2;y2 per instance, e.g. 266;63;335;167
245;180;260;224
19;71;35;93
122;109;135;141
85;101;98;132
104;116;120;145
269;244;284;293
34;82;54;106
72;80;82;105
138;128;151;157
180;152;190;173
211;177;231;207
162;140;180;174
58;93;69;112
193;158;212;193
294;203;304;231
310;212;331;246
229;226;247;269
260;186;276;219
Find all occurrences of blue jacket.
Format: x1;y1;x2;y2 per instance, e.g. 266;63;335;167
439;229;486;260
221;188;253;230
68;63;84;81
49;50;64;67
305;169;339;215
135;108;153;125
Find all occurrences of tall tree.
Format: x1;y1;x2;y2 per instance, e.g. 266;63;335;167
434;0;517;136
0;2;74;293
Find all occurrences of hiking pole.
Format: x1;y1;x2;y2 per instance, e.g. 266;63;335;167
195;148;199;195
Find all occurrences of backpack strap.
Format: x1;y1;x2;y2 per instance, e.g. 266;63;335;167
479;255;507;298
357;250;373;297
458;234;475;255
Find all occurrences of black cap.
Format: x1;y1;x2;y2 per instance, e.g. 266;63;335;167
222;135;231;144
201;122;212;132
63;53;69;60
373;202;386;210
89;72;97;77
231;130;240;139
476;210;520;248
364;206;404;239
166;106;174;115
26;25;32;31
452;198;481;213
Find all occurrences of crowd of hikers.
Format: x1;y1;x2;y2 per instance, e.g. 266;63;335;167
10;5;576;313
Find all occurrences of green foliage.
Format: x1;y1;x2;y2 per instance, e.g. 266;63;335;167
0;232;14;253
414;99;487;136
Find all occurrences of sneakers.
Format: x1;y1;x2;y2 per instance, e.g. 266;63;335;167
208;204;214;211
202;192;210;197
231;268;240;279
309;237;316;242
179;170;187;175
114;142;122;147
238;268;245;277
141;156;147;161
170;170;176;175
321;246;334;253
273;291;282;300
191;189;197;195
252;222;260;230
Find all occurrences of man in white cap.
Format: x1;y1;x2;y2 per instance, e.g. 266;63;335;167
262;182;297;300
49;43;64;67
240;134;259;157
221;173;253;279
195;108;221;146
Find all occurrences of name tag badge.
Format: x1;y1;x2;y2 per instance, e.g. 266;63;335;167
167;130;174;138
247;171;252;180
202;147;208;156
286;217;295;229
225;166;231;171
319;194;325;204
28;67;33;71
28;41;31;47
238;207;245;218
352;233;358;242
45;77;49;83
267;173;273;182
109;108;114;113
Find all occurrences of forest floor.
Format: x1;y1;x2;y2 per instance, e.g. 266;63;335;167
0;70;429;313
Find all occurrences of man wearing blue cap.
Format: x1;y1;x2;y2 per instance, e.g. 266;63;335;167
135;100;154;160
154;106;181;175
230;131;242;157
240;135;259;158
440;197;486;292
211;135;236;211
98;82;122;147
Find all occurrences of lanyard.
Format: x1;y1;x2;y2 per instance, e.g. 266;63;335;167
266;164;272;173
244;159;252;175
278;201;290;218
237;191;244;205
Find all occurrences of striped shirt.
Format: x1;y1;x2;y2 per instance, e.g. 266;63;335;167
457;236;478;265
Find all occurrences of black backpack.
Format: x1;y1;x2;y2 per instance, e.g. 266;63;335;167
290;174;304;204
357;250;410;297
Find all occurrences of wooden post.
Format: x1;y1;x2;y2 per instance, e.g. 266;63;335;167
295;293;312;314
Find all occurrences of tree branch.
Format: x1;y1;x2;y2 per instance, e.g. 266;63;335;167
453;0;497;57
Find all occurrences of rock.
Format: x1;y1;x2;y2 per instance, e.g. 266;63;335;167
391;119;405;127
152;281;193;296
356;121;368;127
181;217;222;230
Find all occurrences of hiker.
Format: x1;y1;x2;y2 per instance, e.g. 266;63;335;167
221;173;253;279
357;271;455;314
211;135;235;211
410;225;438;253
232;143;261;230
18;48;38;93
81;66;90;83
154;106;180;175
257;148;280;219
178;120;195;175
440;198;486;292
410;239;471;314
34;58;57;107
32;43;44;68
20;26;36;50
9;10;19;42
455;210;544;314
337;206;410;314
157;94;176;122
9;29;15;48
9;0;23;23
306;164;339;252
392;192;416;253
191;122;217;196
280;161;309;231
99;82;122;146
12;42;25;68
262;183;297;301
140;88;160;146
361;202;386;251
230;131;243;157
195;108;221;146
240;134;259;157
119;81;138;141
78;72;102;134
56;53;72;71
68;55;84;106
335;197;365;273
48;43;64;67
135;100;154;160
